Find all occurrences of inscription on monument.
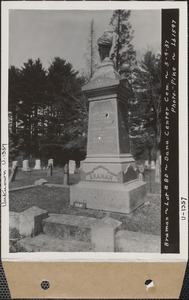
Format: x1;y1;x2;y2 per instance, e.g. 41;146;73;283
85;167;118;182
87;99;118;155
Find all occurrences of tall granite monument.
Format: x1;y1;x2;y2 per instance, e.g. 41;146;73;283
70;30;146;213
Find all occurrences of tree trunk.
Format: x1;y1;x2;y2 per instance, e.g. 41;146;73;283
155;150;161;183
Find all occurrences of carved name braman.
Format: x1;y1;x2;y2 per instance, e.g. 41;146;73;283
85;167;118;182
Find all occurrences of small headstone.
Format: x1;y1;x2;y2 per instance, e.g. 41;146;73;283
12;160;18;169
151;160;155;169
47;164;53;177
69;160;76;174
33;159;42;170
48;159;54;168
34;178;48;186
144;160;149;169
22;160;30;172
138;164;145;181
139;173;144;181
63;164;69;185
91;217;122;252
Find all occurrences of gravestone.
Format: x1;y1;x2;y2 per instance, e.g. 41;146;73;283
70;30;146;214
48;159;54;168
35;178;48;186
63;164;69;185
22;160;30;172
151;160;155;170
69;160;76;174
33;159;41;170
144;160;149;169
12;160;18;169
138;164;145;181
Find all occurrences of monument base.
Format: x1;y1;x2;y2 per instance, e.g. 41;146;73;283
70;180;146;214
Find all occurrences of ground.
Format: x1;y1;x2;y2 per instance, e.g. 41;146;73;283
9;168;161;236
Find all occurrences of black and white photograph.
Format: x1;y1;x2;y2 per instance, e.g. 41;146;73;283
1;2;187;260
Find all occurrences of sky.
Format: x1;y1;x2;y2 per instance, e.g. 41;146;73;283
9;9;161;74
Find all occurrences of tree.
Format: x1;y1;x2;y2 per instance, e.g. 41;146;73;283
109;10;136;80
129;51;161;181
38;57;88;163
9;66;21;135
85;19;99;78
18;58;47;157
8;57;88;164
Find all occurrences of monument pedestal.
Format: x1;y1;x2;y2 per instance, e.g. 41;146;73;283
70;58;146;214
70;180;146;214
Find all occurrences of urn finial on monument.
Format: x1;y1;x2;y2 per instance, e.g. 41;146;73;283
97;29;119;63
82;30;132;96
70;30;146;214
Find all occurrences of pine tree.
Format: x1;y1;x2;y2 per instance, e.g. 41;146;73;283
130;51;161;181
109;10;136;80
9;66;21;135
19;58;47;157
40;57;88;163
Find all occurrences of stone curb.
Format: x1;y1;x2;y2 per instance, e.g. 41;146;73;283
9;185;37;192
9;183;70;192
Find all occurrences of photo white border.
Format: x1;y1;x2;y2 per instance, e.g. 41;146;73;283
1;1;188;262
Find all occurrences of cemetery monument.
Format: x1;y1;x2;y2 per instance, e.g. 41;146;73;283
70;30;146;213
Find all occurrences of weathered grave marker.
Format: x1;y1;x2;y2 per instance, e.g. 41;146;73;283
144;160;149;169
35;178;48;186
63;164;69;185
33;159;42;170
69;160;76;174
12;160;18;169
151;160;156;170
138;164;145;181
48;159;54;168
22;160;30;172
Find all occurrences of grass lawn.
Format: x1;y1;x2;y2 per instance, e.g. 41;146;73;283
9;168;81;189
9;167;161;236
9;167;160;193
